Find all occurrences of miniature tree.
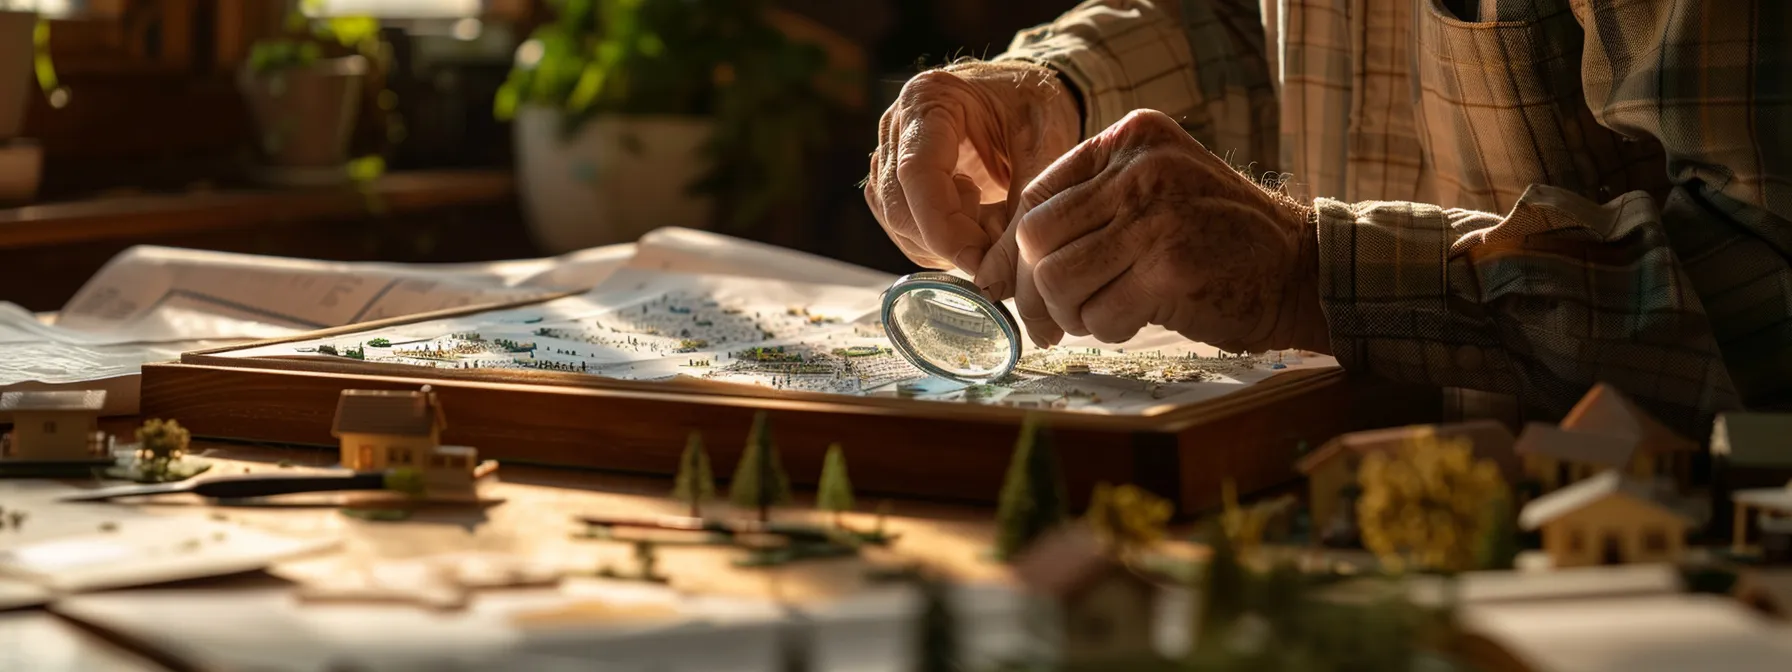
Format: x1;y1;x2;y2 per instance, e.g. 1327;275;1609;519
1083;482;1173;557
672;431;716;518
1193;519;1248;652
134;418;191;480
1476;491;1520;570
1357;434;1506;573
912;576;959;672
815;443;856;527
383;467;428;498
992;413;1067;560
1218;480;1269;557
730;411;792;522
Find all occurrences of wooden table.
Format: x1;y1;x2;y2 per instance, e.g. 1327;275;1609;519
0;432;1012;671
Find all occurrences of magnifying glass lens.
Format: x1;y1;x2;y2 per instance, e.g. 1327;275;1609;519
881;273;1021;383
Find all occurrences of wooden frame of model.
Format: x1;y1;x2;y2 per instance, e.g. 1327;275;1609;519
136;298;1436;511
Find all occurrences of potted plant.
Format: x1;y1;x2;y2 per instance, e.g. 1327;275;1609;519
495;0;844;252
239;7;396;185
0;6;58;202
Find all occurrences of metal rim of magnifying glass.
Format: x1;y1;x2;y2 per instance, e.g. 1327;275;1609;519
880;272;1022;383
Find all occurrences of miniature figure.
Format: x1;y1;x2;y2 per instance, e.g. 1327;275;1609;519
1083;482;1172;558
671;430;716;518
1356;433;1507;573
729;412;791;521
0;390;112;473
814;443;855;527
1518;471;1695;568
1710;412;1792;541
330;386;496;498
993;413;1068;561
1297;420;1518;547
1012;524;1160;665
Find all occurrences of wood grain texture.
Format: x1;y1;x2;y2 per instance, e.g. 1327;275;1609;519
142;354;1439;516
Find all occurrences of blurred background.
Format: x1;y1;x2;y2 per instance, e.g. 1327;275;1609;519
0;0;1081;312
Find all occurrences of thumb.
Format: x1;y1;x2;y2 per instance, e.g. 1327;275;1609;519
973;215;1019;300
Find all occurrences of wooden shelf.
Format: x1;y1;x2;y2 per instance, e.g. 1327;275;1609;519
0;170;514;251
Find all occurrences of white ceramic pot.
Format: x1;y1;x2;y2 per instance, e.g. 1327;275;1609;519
0;11;35;141
514;106;714;253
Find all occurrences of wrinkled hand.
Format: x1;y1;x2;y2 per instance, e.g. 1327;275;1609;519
863;61;1080;277
1005;109;1330;354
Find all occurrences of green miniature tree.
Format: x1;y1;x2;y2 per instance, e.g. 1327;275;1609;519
730;411;792;521
383;467;428;498
992;413;1067;560
815;443;856;526
1194;519;1248;653
672;431;716;518
912;576;959;672
134;418;191;480
1476;491;1520;570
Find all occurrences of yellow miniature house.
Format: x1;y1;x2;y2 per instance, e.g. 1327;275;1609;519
1518;471;1695;568
0;390;108;461
331;386;446;471
1012;525;1158;664
1297;420;1520;537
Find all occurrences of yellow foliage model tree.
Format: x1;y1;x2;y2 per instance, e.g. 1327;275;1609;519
1083;482;1172;556
1356;435;1506;573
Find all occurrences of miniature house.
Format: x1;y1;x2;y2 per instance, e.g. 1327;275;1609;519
1514;422;1639;493
1729;482;1792;562
1298;420;1520;542
0;390;108;461
1012;525;1159;664
1558;383;1700;485
1518;471;1695;568
1710;412;1792;539
332;386;447;471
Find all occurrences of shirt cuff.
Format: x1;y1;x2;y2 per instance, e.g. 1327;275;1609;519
1313;198;1500;386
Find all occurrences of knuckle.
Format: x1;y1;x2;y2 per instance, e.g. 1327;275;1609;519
900;69;965;103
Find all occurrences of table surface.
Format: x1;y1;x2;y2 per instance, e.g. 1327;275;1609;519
0;432;1013;672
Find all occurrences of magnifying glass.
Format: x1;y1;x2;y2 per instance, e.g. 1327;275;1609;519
880;272;1022;383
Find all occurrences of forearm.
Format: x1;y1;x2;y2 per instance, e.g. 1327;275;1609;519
994;0;1277;167
1313;185;1742;433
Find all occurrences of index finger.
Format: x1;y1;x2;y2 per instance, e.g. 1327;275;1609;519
895;107;993;271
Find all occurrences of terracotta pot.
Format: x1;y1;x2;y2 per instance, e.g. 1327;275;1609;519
0;11;34;141
514;106;714;252
237;55;367;168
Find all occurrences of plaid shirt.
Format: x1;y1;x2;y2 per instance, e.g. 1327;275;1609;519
998;0;1792;433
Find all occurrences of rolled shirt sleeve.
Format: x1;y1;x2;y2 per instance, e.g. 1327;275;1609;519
994;0;1277;169
1315;185;1742;432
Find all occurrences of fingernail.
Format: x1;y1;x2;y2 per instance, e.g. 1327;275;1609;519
952;247;983;272
980;280;1010;300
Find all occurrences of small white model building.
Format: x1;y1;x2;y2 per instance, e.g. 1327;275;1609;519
330;386;493;493
1519;471;1695;568
0;390;110;462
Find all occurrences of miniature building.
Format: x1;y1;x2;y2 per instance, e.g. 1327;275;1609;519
1729;482;1792;561
1518;471;1695;568
0;390;108;461
1733;570;1792;620
1297;420;1521;539
332;386;447;471
1710;412;1792;539
1558;383;1700;485
1012;525;1159;663
1514;422;1639;493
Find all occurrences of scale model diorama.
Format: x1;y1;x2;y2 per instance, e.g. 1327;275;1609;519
0;390;114;475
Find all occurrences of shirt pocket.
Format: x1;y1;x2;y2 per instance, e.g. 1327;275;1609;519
1410;0;1668;213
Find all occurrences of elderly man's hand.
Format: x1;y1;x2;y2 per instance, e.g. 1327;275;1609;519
1004;110;1330;354
864;61;1080;277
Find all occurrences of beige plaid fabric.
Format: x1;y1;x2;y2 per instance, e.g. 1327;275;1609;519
998;0;1792;433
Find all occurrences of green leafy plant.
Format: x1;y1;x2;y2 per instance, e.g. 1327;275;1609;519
245;1;399;183
814;443;854;525
494;0;848;227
